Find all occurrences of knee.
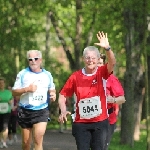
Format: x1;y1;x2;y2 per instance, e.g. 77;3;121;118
34;136;43;145
22;140;31;150
2;123;8;132
0;126;8;133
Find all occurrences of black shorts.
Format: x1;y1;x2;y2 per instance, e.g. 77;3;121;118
0;113;11;132
17;107;50;128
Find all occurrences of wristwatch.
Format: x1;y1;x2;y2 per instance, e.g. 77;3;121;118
104;46;111;51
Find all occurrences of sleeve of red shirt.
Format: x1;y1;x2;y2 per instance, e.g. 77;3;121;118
60;73;75;97
107;74;124;97
98;64;112;80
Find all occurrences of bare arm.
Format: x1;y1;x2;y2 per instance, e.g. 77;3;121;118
106;49;116;74
58;94;67;113
12;83;37;97
58;94;71;123
48;89;56;102
95;31;116;73
107;95;126;105
12;88;28;96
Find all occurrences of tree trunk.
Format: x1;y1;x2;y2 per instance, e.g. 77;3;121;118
121;5;135;145
134;80;145;140
74;0;82;70
146;55;150;149
121;0;148;145
121;72;134;146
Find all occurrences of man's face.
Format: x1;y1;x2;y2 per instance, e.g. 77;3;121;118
83;51;99;70
28;52;42;71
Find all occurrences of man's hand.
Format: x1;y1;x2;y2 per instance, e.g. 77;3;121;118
94;31;110;49
26;83;37;92
58;111;71;123
49;91;56;102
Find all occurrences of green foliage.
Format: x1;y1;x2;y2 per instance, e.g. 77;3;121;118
47;0;127;77
109;130;146;150
47;115;72;130
0;1;149;148
44;56;71;92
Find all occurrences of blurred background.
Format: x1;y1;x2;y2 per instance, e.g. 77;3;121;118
0;0;150;149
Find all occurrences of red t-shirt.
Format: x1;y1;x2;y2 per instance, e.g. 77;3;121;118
106;74;124;124
60;65;110;123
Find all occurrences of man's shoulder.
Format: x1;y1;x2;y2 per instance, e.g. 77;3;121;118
42;69;52;76
19;67;29;73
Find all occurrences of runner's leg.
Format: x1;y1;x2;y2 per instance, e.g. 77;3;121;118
91;119;109;150
33;122;47;150
72;123;91;150
104;123;116;150
21;128;32;150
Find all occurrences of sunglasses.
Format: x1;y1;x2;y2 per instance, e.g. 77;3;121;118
28;57;40;61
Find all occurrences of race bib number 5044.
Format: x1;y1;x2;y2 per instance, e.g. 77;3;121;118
78;96;102;119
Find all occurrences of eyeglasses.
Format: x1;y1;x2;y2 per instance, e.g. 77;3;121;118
28;57;40;61
84;56;96;60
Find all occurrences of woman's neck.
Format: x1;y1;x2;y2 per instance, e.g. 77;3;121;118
84;67;97;74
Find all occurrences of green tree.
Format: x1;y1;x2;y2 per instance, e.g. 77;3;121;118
121;0;149;146
0;1;149;148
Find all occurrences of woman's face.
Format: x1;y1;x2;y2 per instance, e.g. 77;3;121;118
97;58;104;66
83;51;99;72
0;80;5;90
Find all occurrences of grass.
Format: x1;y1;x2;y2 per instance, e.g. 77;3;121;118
108;129;147;150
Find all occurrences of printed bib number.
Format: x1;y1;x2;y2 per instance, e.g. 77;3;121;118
29;89;47;106
0;103;9;113
78;96;102;119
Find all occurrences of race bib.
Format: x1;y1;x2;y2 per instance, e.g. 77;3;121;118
78;96;102;119
0;103;9;113
29;89;47;106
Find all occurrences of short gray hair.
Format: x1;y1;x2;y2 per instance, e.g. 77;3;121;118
83;46;100;58
27;50;42;59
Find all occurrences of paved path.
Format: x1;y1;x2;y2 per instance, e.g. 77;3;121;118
3;130;77;150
